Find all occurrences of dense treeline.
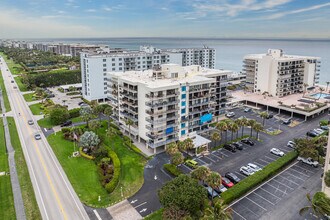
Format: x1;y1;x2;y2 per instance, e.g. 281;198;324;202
21;69;81;88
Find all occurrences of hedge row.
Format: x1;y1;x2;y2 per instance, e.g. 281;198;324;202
163;164;183;177
79;147;95;160
68;108;80;118
123;136;149;159
221;151;298;204
105;149;121;193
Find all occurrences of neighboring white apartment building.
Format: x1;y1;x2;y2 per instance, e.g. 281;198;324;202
107;64;229;153
243;49;320;97
81;46;216;102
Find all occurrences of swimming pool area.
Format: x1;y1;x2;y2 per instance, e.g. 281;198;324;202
310;93;330;99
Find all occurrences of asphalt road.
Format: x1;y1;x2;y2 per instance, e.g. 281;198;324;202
0;58;89;220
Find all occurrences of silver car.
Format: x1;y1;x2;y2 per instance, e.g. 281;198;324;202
247;163;262;172
28;120;34;125
270;148;284;157
240;166;255;176
34;134;41;140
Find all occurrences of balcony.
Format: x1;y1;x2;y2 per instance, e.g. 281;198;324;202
147;137;179;148
145;99;179;108
189;87;211;92
119;111;138;122
120;92;138;100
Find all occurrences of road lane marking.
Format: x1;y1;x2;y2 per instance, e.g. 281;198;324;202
134;202;147;209
13;84;69;220
93;210;102;220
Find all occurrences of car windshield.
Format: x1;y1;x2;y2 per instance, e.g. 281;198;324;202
223;178;230;184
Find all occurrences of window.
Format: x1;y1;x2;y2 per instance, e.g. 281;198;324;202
103;64;106;67
119;58;122;61
112;68;115;71
103;59;106;62
181;109;186;114
103;68;107;72
181;101;186;106
119;67;122;70
119;63;122;66
112;58;115;61
182;94;186;99
181;130;186;135
103;73;106;76
181;123;185;128
182;86;186;92
112;63;115;66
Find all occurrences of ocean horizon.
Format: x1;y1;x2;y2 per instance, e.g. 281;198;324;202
21;37;330;85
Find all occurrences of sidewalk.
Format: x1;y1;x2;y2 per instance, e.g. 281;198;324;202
0;89;26;220
107;200;142;220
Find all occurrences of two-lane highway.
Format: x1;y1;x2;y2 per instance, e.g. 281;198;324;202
0;57;89;220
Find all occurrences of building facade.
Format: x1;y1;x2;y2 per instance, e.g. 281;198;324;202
243;49;320;97
107;64;229;153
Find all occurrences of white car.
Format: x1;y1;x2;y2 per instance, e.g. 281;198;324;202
240;166;255;176
313;128;325;135
247;163;262;172
270;148;285;157
287;141;296;148
225;112;235;118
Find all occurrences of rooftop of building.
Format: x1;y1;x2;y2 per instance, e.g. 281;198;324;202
244;49;320;61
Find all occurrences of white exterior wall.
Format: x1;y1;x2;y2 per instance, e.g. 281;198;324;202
167;53;183;66
138;84;148;141
304;62;316;86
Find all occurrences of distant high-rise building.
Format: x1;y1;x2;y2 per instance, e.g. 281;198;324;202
243;49;320;97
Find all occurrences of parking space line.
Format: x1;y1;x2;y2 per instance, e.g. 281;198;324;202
211;153;223;160
264;155;276;161
218;149;229;157
195;158;207;165
234;171;246;179
264;183;288;195
289;167;311;178
204;155;216;163
232;209;247;220
258;187;281;200
275;175;299;187
245;196;267;211
284;171;306;182
223;149;235;154
292;165;314;175
259;158;271;165
272;178;294;190
253;161;265;168
279;147;291;153
182;164;193;171
252;191;275;206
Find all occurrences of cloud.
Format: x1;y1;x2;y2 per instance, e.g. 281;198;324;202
0;8;96;38
103;6;112;12
266;2;330;19
85;9;96;13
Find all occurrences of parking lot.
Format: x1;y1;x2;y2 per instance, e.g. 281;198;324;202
230;162;322;220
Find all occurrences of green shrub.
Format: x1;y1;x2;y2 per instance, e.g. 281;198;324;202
49;106;69;125
58;87;64;93
68;108;80;118
66;91;81;96
105;149;121;193
79;147;95;160
221;151;298;204
163;164;183;177
320;120;328;126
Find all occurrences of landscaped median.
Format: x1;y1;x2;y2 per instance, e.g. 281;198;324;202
163;164;183;177
221;150;298;204
0;70;11;112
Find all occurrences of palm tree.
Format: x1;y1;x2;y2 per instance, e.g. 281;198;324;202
171;152;184;166
183;138;194;154
211;132;221;148
205;171;222;204
191;166;211;183
166;142;178;156
299;192;330;217
228;122;239;141
326;81;330;93
234;118;242;139
259;111;268;126
253;122;263;140
104;106;113;129
125;118;134;146
240;117;248;137
324;170;330;187
177;140;187;153
303;83;308;97
202;200;233;220
216;121;228;143
248;119;256;138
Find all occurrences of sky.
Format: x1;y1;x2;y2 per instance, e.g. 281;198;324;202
0;0;330;39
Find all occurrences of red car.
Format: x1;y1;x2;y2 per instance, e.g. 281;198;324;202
221;177;234;188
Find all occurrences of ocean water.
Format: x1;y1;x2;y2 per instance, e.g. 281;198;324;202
31;38;330;85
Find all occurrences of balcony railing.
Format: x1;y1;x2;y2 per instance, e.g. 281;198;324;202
145;99;179;108
147;137;179;148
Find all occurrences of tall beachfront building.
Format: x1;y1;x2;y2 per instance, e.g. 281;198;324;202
243;49;320;97
107;64;229;153
80;46;216;102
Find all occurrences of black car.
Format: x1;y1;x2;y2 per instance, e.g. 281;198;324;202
232;142;243;150
225;172;241;184
306;131;318;137
223;144;236;152
60;120;72;127
266;114;274;119
241;139;255;146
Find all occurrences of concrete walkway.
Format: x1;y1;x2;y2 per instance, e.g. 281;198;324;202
0;89;26;220
107;200;142;220
27;100;41;106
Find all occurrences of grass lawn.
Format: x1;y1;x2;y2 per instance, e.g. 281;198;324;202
23;92;38;102
144;208;163;220
38;116;83;129
47;123;147;207
0;70;11;112
0;118;16;220
0;52;24;75
15;76;28;92
29;103;43;115
7;117;42;220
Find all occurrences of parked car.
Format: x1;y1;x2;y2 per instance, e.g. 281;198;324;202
221;177;234;188
185;160;198;169
313;128;325;135
11;80;14;83
287;141;296;148
223;144;236;152
60;120;72;127
282;118;292;125
297;157;319;167
320;125;329;131
214;184;227;194
34;133;41;140
306;130;318;137
27;120;34;125
232;142;243;150
225;112;235;118
240;166;255;176
266;114;274;119
241;138;255;146
225;172;241;184
247;163;262;172
270;148;285;157
205;186;219;199
244;108;252;113
78;101;86;106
